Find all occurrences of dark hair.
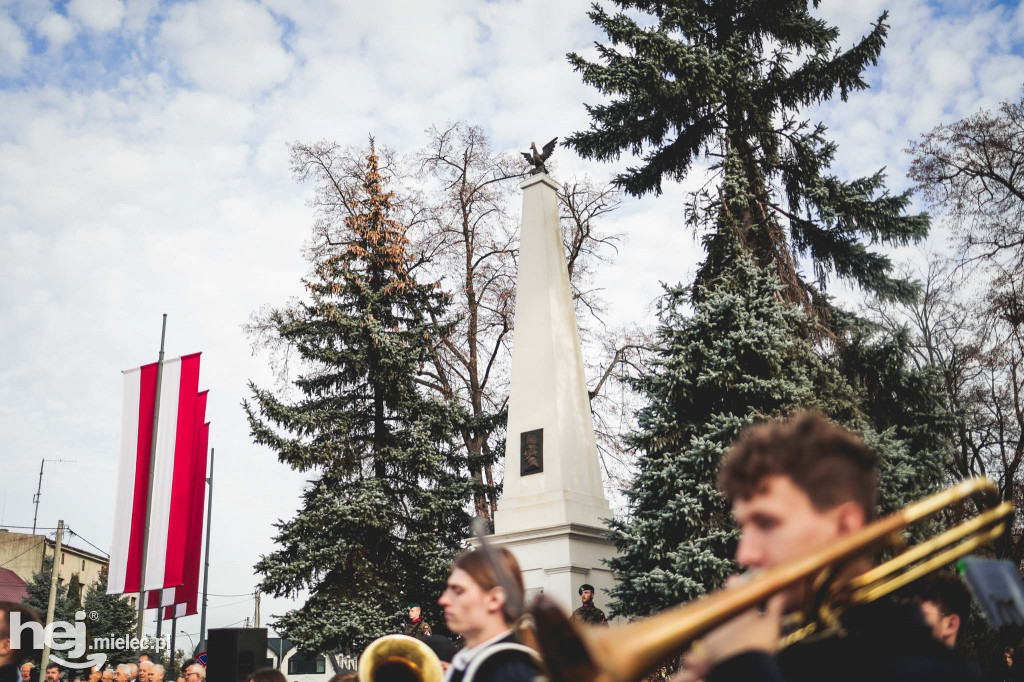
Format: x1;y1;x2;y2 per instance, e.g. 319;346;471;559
904;570;973;621
419;634;457;663
46;664;60;672
180;661;195;671
137;654;152;663
719;411;879;520
451;547;524;624
0;602;42;664
247;670;285;682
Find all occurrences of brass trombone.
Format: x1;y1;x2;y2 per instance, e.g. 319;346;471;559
357;634;444;682
530;477;1013;682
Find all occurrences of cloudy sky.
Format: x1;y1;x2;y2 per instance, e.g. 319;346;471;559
1;0;1022;645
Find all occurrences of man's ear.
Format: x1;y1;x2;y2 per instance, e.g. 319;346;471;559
945;613;961;641
0;636;10;659
835;500;867;536
487;587;507;616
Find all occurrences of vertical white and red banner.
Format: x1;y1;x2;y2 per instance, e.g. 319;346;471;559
164;420;209;620
146;392;208;612
109;353;203;596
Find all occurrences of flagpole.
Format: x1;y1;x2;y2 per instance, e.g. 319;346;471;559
138;314;167;640
169;614;178;680
199;447;215;650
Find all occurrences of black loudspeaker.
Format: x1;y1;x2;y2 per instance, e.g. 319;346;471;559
207;628;268;682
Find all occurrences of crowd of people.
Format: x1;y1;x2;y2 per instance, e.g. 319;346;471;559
3;413;1022;682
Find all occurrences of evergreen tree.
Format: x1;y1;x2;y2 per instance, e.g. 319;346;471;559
567;1;929;311
245;142;473;654
607;242;857;615
21;556;71;665
22;556;71;623
66;574;82;612
81;566;137;667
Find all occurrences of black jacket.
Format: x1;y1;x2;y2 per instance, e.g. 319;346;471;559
446;633;538;682
0;664;19;682
708;597;982;682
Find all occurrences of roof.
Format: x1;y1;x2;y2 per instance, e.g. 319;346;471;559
0;567;28;603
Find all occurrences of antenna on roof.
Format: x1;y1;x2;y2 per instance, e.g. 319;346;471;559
32;458;76;536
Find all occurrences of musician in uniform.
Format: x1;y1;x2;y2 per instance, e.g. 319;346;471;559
403;602;432;638
438;547;540;682
678;411;982;682
570;584;607;626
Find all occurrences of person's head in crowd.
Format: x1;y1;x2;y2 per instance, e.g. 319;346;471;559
148;665;163;682
20;663;34;682
183;663;204;682
44;662;60;682
408;603;421;622
578;584;595;606
87;667;101;682
0;602;41;673
718;411;879;608
903;570;973;648
439;546;524;648
115;665;130;682
175;660;194;682
1005;646;1015;668
420;634;457;673
246;670;285;682
136;655;151;665
138;661;151;682
100;669;114;682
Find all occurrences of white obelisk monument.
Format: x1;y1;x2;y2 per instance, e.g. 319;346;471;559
488;171;618;615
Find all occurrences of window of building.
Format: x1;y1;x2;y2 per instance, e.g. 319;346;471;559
60;553;64;565
82;559;86;571
288;652;325;675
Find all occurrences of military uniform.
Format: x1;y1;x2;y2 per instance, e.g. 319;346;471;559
569;603;607;626
403;618;432;638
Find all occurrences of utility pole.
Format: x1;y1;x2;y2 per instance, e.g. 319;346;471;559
199;448;215;649
41;520;64;672
138;314;168;640
254;590;260;628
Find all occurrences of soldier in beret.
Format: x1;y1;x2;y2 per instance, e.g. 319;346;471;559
402;602;432;638
569;584;607;626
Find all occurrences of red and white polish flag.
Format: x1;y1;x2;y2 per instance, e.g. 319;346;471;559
163;420;210;620
146;392;208;611
109;353;202;595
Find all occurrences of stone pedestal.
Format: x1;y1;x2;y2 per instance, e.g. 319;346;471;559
487;173;618;616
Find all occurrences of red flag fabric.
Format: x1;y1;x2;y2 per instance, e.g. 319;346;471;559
164;420;209;620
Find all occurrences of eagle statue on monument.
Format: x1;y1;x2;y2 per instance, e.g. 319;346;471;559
522;138;558;175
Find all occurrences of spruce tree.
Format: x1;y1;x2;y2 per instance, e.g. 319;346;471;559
81;566;137;667
567;1;929;310
607;242;857;615
245;143;472;654
569;0;951;620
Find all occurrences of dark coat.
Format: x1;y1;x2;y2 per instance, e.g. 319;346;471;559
708;597;982;682
446;633;538;682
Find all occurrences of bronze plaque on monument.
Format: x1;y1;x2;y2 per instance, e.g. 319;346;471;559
520;428;543;475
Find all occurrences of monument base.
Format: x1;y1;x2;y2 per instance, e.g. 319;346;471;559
478;522;619;619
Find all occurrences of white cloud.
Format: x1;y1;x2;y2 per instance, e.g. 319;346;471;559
158;0;293;98
36;12;76;47
0;12;28;75
67;0;125;32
